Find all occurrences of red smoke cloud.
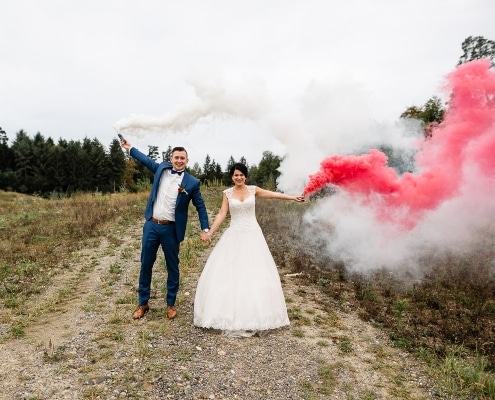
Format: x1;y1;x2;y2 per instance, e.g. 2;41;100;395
303;59;495;228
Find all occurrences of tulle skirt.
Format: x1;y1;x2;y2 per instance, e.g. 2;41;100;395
193;224;289;336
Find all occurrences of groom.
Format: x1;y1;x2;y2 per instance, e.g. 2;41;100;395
120;139;210;320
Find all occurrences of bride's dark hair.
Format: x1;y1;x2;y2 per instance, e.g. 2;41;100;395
230;162;248;177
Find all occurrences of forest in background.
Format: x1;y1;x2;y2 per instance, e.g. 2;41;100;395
0;128;283;197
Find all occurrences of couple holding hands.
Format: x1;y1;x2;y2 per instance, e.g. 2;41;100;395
120;139;304;338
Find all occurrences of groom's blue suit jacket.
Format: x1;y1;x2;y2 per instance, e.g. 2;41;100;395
130;147;209;242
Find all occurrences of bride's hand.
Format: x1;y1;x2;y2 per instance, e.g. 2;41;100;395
200;231;211;243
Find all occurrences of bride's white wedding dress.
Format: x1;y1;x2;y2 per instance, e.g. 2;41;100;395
193;185;290;337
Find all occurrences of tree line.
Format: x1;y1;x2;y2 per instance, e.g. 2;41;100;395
0;128;283;197
2;36;492;197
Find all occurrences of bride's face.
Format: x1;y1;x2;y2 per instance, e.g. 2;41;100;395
232;170;246;186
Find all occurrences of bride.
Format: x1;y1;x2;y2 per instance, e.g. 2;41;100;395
193;162;305;337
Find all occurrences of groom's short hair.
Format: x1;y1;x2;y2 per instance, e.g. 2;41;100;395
172;146;188;156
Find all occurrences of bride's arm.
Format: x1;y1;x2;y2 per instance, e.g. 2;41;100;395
205;193;230;239
255;186;304;202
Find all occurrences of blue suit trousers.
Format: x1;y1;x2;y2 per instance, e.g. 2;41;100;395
138;220;180;307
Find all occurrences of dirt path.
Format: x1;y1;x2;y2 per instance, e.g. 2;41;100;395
0;217;441;399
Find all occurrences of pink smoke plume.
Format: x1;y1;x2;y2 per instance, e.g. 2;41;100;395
303;59;495;229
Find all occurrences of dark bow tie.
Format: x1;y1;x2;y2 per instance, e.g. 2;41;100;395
171;169;183;176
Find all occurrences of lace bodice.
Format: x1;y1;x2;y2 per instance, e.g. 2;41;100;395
224;186;259;231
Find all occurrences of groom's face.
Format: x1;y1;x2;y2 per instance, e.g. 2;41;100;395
170;150;188;172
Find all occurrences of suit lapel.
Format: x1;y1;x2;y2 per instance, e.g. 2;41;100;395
176;172;190;206
151;163;173;202
181;172;190;186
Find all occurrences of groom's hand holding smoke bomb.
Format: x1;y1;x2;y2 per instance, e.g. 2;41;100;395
117;133;126;144
118;133;131;151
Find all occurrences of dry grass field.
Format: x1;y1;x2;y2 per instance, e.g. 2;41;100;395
257;195;495;400
0;188;494;399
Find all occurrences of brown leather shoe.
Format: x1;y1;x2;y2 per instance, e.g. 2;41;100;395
167;305;177;319
132;304;149;319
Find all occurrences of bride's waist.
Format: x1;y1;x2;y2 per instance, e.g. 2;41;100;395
228;221;260;231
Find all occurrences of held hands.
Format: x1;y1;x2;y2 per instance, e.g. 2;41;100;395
200;231;211;243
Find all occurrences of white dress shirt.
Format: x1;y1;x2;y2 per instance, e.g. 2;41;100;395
152;169;184;221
